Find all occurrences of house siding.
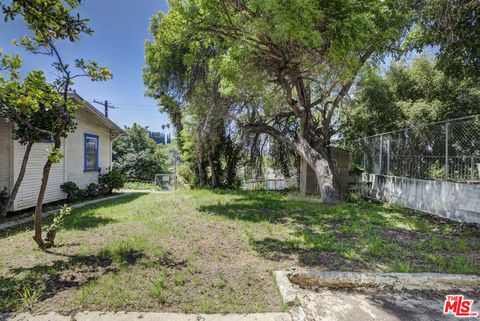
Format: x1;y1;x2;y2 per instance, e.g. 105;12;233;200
13;140;65;211
65;106;112;189
10;105;114;211
0;120;11;190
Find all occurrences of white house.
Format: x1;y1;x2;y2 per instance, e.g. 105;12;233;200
0;92;124;211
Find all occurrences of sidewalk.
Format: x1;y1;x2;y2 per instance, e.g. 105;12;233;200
0;312;291;321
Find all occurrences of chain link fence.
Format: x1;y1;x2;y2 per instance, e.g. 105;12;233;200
346;115;480;182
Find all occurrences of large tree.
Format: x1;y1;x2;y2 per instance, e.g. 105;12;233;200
145;0;418;202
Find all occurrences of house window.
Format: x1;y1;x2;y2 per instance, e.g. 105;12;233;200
84;134;99;172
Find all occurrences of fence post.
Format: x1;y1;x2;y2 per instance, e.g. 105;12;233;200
386;136;390;175
472;156;475;181
363;138;367;170
445;121;449;180
379;134;383;175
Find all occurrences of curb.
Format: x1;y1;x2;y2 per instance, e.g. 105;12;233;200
0;312;292;321
288;271;480;291
274;271;298;306
274;271;306;321
0;193;133;231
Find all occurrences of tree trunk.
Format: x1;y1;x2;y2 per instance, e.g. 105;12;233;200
311;156;340;203
243;122;340;203
207;150;218;188
295;137;340;203
1;141;33;217
33;134;62;248
33;158;54;248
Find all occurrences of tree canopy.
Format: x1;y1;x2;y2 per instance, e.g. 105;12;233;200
344;55;480;140
144;0;419;202
113;124;169;181
408;0;480;79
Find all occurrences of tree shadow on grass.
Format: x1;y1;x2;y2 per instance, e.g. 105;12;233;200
198;191;480;272
0;246;146;313
197;191;394;228
0;193;147;238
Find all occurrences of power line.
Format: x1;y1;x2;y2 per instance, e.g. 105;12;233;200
92;99;118;118
114;103;160;108
88;101;159;110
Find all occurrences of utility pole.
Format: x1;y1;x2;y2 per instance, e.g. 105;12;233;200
93;99;117;118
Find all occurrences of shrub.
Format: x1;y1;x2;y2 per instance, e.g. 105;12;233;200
77;188;89;199
0;187;9;213
86;183;99;197
60;181;79;201
427;161;445;180
45;205;71;246
345;191;365;204
99;168;126;194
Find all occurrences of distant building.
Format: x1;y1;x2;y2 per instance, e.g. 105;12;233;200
149;131;172;145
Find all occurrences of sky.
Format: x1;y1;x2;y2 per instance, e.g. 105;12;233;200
0;0;171;132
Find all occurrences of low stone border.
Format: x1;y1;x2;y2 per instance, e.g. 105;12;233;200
0;193;133;231
274;271;308;321
288;270;480;291
274;270;480;321
274;271;298;306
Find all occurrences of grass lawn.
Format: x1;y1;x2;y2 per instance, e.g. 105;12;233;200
0;189;479;314
123;181;164;191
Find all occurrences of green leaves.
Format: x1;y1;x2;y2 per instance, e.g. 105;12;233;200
47;147;65;163
75;59;113;81
407;0;480;80
1;0;93;42
0;51;22;79
0;68;77;145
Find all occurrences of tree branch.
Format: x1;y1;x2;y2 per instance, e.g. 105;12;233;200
12;109;53;136
239;120;297;147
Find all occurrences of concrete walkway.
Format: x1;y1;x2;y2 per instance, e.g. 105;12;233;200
296;286;479;321
0;312;291;321
0;193;133;231
119;189;170;194
275;270;480;321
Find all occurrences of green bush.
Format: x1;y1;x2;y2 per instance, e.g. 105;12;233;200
99;168;126;194
60;181;79;201
86;183;99;197
77;188;89;199
0;187;9;213
345;191;365;204
427;161;445;180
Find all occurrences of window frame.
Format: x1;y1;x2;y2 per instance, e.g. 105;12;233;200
84;133;99;172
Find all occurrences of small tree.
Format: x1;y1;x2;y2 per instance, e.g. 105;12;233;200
0;66;76;217
0;0;112;248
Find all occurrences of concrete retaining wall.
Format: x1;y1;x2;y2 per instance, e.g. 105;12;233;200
362;174;480;224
